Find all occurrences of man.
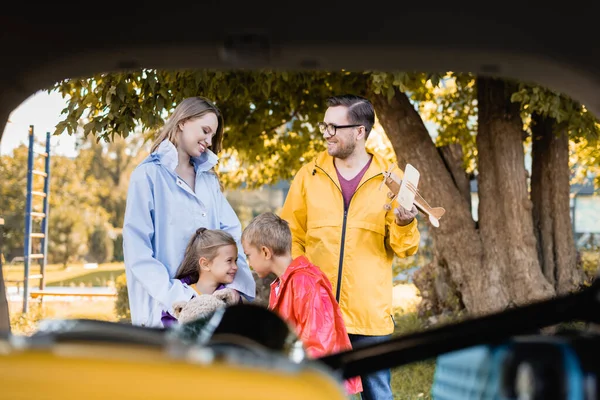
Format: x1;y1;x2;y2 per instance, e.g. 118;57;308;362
280;94;420;400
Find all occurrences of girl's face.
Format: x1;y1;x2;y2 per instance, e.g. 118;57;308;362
177;112;219;158
200;244;238;284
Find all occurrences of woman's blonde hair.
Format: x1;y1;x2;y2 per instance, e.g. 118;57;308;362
150;96;224;154
175;228;237;283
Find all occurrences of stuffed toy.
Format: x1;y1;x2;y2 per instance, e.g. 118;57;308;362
172;287;239;325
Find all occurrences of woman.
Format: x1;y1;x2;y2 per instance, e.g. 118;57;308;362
122;96;255;327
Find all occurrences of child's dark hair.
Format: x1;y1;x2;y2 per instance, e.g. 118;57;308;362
242;212;292;256
175;228;237;283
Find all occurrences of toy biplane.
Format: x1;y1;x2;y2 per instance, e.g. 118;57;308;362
380;163;446;227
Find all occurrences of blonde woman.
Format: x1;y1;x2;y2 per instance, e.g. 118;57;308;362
123;97;255;328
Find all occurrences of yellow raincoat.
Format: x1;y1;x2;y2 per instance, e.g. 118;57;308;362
280;150;421;336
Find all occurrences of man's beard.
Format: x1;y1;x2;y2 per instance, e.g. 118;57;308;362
328;139;355;160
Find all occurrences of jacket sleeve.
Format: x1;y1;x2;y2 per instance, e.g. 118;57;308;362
122;167;195;319
217;183;256;301
279;166;308;259
291;276;341;359
385;199;421;258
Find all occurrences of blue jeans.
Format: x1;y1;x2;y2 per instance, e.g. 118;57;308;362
348;334;393;400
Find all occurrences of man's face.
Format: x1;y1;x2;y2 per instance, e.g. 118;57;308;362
322;106;360;159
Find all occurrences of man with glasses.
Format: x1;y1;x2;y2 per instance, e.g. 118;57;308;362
280;94;421;399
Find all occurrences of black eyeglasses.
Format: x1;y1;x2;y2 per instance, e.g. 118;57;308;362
317;122;362;137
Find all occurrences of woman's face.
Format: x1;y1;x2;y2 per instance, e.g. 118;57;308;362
177;112;219;158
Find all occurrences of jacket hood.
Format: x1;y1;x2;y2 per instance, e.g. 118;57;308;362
141;140;218;173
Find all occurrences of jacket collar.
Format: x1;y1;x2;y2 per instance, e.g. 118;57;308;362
313;149;389;188
278;255;311;282
146;140;219;174
270;255;313;308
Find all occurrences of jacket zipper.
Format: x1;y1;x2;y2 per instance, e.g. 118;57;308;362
315;164;382;302
336;210;348;302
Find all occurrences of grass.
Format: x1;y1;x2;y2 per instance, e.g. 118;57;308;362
3;262;124;288
390;312;436;400
5;262;124;335
50;269;123;287
9;298;118;336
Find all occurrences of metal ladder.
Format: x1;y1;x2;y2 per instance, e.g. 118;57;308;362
22;125;51;313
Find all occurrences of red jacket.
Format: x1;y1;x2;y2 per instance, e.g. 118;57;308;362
269;256;362;395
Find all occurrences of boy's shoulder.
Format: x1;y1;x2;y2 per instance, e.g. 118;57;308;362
287;268;320;284
286;262;330;290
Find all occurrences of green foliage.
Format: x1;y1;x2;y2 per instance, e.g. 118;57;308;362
77;134;146;227
393;224;433;285
368;71;444;101
402;73;600;180
368;71;481;174
510;84;600;139
581;250;599;286
114;272;130;322
112;233;124;262
511;83;600;187
10;303;46;336
570;138;600;187
88;223;114;264
48;68;600;189
0;133;143;265
51;69;370;188
48;69;456;189
0;145;29;254
424;73;478;173
0;146;98;267
47;154;107;267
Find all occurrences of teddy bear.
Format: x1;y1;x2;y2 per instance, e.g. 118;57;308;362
172;287;239;325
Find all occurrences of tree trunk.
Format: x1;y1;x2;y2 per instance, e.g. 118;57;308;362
438;144;471;211
476;77;554;306
0;217;10;334
372;88;509;316
530;113;582;294
0;265;9;334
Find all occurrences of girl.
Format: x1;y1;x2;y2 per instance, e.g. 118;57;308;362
123;96;255;328
161;228;241;327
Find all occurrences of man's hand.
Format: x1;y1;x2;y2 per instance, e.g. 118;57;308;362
394;204;418;226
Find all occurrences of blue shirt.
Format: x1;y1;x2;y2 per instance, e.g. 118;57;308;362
122;140;256;327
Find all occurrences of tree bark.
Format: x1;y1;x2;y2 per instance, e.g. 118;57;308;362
438;144;471;211
530;113;582;294
372;88;509;316
0;217;10;334
476;77;554;306
372;81;561;316
0;268;9;334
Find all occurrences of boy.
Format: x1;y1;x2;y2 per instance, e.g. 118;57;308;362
241;212;362;395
